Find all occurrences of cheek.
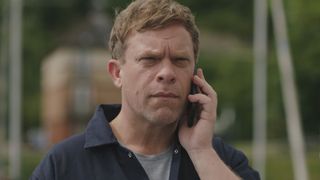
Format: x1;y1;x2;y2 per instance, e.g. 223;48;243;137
180;73;192;92
123;75;146;99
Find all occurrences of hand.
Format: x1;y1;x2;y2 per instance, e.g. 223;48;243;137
178;68;218;153
179;69;240;180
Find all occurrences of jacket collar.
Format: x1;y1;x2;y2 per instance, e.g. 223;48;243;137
84;104;121;148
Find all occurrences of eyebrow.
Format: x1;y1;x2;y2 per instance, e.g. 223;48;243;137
139;49;163;57
170;50;193;58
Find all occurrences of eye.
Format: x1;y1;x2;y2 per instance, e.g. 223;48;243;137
174;57;190;67
138;56;160;66
141;56;157;61
176;57;188;61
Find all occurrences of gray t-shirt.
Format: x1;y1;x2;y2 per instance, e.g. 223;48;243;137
134;146;173;180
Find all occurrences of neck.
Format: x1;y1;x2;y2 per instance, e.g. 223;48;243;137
110;111;178;155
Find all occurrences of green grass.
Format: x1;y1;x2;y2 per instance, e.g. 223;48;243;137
21;147;45;179
235;140;320;180
0;146;45;180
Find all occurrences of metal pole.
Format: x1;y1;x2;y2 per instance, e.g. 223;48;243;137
252;0;268;179
270;0;309;180
1;0;9;178
8;0;23;179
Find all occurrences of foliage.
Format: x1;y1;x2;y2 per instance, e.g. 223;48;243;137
287;0;320;136
0;0;319;140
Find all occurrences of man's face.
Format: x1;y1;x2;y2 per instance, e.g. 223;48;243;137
119;24;195;126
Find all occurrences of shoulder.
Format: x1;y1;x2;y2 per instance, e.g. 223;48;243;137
212;137;242;162
43;133;87;164
51;133;86;156
30;133;86;179
212;137;260;180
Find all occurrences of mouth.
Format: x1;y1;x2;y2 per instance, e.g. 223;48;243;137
151;92;179;99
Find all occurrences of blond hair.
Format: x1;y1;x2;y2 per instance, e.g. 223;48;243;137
109;0;200;61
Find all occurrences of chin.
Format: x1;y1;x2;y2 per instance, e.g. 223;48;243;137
147;108;182;125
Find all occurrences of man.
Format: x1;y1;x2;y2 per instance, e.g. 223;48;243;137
31;0;260;179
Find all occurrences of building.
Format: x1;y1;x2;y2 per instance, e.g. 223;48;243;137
41;11;120;146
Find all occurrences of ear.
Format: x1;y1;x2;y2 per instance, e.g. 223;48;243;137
107;59;122;88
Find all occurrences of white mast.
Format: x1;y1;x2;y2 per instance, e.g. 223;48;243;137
8;0;23;179
270;0;309;179
252;0;268;179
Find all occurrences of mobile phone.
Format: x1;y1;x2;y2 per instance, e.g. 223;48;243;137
186;73;200;127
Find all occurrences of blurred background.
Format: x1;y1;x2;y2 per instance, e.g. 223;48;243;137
0;0;319;179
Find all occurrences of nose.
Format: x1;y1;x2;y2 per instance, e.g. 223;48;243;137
156;60;176;84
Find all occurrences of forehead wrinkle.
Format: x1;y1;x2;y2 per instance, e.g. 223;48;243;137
165;40;193;58
129;35;162;56
126;26;194;59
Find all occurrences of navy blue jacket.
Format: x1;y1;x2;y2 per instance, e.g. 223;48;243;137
30;104;260;180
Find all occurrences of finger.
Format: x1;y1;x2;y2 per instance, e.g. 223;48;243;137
197;68;205;80
188;94;217;121
188;93;213;105
192;75;217;99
